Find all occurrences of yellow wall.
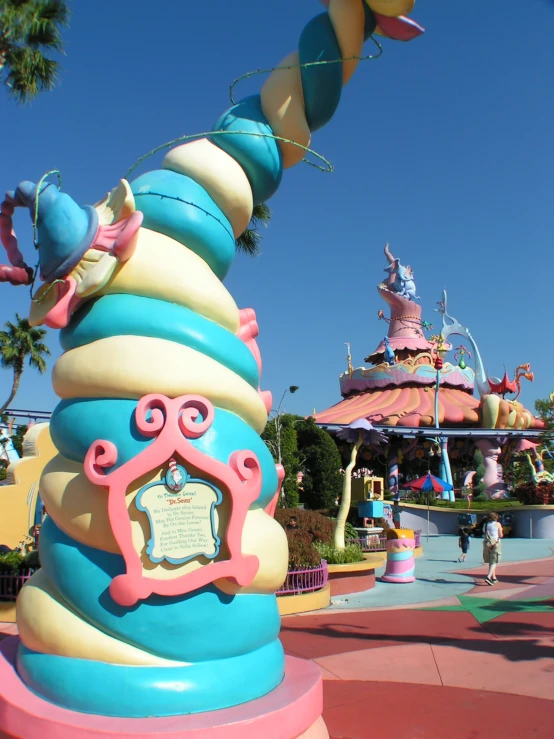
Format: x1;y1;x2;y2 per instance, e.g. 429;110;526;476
0;424;56;550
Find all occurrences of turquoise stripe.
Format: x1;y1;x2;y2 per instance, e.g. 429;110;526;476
59;295;260;389
387;549;415;562
38;517;283;664
50;400;277;508
17;639;284;717
299;13;343;132
211;95;283;205
130;170;235;279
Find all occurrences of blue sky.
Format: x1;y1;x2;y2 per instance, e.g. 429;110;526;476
1;0;553;420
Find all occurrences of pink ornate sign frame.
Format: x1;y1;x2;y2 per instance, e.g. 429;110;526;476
84;393;260;606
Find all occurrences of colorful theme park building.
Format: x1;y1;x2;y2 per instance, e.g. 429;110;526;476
314;244;545;501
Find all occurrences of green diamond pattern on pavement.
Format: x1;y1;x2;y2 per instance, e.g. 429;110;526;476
421;596;554;624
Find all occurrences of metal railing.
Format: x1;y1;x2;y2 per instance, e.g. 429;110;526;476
347;530;422;551
276;560;328;596
346;536;387;552
0;570;34;601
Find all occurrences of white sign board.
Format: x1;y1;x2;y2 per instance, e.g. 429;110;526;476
137;461;222;565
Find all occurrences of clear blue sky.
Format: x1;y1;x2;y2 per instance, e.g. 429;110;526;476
1;0;553;419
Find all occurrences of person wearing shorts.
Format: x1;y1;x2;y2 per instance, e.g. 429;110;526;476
483;512;503;585
458;527;470;562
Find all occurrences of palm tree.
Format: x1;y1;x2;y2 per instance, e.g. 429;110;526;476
0;0;70;103
0;314;50;413
235;203;272;257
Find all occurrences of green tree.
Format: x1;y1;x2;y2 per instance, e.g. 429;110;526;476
534;392;554;474
535;393;554;430
296;418;343;510
0;314;50;414
10;423;28;456
0;0;70;103
235;203;271;256
262;413;301;508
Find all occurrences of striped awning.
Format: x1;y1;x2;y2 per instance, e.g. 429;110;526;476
313;387;481;427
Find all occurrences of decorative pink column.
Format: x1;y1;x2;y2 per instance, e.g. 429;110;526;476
476;439;508;500
382;529;416;583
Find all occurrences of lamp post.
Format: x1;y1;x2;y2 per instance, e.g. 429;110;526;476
268;386;299;505
430;333;455;501
425;443;441;542
270;385;299;466
430;333;448;430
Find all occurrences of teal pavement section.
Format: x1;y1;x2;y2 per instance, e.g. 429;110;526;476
327;537;554;611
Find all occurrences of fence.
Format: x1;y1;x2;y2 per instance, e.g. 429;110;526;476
0;570;34;601
347;530;422;551
276;560;328;596
347;536;387;552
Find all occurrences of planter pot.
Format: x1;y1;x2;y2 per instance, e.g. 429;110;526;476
326;553;386;596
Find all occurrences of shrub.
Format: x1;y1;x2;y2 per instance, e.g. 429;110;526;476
274;507;336;568
313;506;339;519
0;551;25;574
314;542;365;565
287;530;322;569
514;481;553;506
274;507;334;544
23;549;40;570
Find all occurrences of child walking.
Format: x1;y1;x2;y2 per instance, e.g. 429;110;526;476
458;527;470;562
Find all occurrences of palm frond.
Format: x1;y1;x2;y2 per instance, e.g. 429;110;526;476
1;0;69;102
5;46;59;100
235;202;272;257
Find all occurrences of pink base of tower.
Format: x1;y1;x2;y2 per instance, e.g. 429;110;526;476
0;638;328;739
381;574;416;583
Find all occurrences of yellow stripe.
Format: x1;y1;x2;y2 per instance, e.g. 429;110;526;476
215;509;288;595
261;52;311;169
163;139;253;238
366;0;414;17
99;228;240;333
329;0;365;84
17;570;187;666
52;336;269;433
40;454;119;554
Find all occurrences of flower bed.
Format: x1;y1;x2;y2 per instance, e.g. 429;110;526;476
276;561;328;596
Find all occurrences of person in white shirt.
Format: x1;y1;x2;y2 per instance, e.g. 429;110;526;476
483;512;503;585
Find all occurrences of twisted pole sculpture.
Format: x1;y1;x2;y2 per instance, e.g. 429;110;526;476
0;2;424;737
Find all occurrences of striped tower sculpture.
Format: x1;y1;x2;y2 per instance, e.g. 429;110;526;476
0;2;424;738
382;528;416;583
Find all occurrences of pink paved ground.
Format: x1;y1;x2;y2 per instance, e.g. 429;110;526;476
2;556;553;738
282;554;554;739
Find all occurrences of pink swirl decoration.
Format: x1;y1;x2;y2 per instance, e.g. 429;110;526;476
135;394;215;440
84;440;119;485
177;396;215;439
229;450;262;493
135;394;172;437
